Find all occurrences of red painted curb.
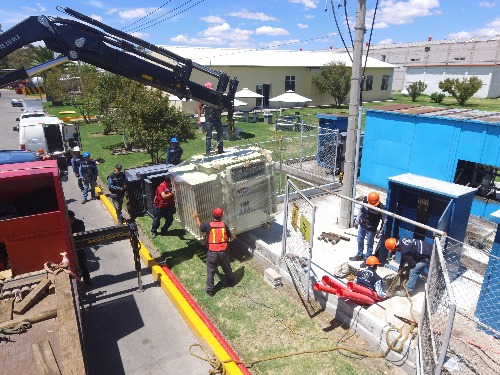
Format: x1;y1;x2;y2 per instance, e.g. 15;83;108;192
161;265;252;375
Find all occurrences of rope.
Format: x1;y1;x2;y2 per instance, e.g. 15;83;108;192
0;321;31;335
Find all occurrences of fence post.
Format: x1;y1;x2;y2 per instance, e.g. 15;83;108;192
281;175;290;258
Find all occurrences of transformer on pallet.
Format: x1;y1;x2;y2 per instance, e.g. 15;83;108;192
170;147;277;239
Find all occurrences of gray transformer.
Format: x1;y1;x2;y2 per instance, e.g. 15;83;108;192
170;147;277;239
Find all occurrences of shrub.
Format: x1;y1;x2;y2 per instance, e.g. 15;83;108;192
430;92;445;103
406;81;427;102
438;77;483;106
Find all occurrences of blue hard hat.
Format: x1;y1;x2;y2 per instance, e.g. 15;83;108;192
170;137;179;143
83;152;91;158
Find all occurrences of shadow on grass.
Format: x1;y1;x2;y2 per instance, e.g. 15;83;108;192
239;131;256;139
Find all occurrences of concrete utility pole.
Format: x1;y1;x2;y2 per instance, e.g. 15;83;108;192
339;0;366;229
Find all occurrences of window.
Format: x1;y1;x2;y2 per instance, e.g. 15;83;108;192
410;58;421;62
381;75;390;90
285;76;295;92
424;47;430;52
381;55;386;62
454;57;465;61
364;75;373;91
454;160;500;202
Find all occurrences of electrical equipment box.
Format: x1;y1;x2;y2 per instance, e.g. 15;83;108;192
384;173;476;278
170;147;277;239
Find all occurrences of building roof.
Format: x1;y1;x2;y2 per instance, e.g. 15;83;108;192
160;46;397;69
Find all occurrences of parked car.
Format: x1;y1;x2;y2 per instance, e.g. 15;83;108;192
11;98;23;107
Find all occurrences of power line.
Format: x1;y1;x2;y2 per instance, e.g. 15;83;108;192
121;0;173;31
343;0;354;48
363;0;379;76
330;0;353;62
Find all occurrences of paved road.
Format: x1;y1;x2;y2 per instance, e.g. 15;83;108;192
0;90;211;375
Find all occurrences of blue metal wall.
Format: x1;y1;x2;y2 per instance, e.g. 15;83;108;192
361;110;500;218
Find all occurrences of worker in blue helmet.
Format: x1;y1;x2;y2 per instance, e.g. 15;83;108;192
166;137;183;165
79;151;98;204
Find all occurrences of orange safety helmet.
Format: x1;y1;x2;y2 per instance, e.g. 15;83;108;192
367;192;380;206
385;238;397;252
213;207;224;218
366;256;381;266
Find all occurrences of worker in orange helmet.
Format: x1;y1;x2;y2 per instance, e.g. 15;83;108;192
354;256;392;299
349;191;387;268
385;237;433;296
193;208;236;296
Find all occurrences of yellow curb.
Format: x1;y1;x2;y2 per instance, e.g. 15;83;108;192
97;187;244;375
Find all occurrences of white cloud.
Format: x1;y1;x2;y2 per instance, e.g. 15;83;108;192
130;32;149;39
36;2;46;12
21;7;37;12
370;0;441;28
201;15;225;24
289;0;318;9
105;8;118;15
119;8;155;19
88;1;106;8
447;17;500;39
479;1;496;7
171;23;254;48
378;38;394;45
297;23;309;29
304;14;315;19
228;9;277;21
90;14;103;22
255;26;290;36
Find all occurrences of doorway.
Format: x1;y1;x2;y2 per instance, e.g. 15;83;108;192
256;84;270;108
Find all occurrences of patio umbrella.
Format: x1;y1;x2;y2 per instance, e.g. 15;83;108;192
233;99;248;106
235;88;264;98
269;90;311;103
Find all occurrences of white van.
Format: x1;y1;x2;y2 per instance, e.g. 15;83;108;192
13;114;81;180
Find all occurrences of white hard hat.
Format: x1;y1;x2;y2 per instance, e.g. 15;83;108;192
73;146;81;152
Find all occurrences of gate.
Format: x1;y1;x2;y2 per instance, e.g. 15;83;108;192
281;176;316;301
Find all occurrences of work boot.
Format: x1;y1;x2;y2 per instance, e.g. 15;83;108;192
395;290;407;297
359;261;367;268
206;290;215;297
151;232;157;239
349;255;363;261
81;199;86;204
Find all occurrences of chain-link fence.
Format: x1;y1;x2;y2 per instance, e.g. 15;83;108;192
234;125;340;195
281;177;316;301
418;238;457;375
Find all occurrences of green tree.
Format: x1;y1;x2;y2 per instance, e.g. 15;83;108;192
88;72;125;134
45;66;66;105
406;81;427;102
312;61;351;107
31;46;55;66
438;77;483;106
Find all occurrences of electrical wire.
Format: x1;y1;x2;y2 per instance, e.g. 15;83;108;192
343;0;354;48
330;0;353;62
121;0;173;31
362;0;379;76
126;0;205;33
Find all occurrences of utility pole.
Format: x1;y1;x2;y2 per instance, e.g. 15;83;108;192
339;0;366;229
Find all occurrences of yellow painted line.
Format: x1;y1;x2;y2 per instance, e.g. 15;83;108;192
97;187;244;375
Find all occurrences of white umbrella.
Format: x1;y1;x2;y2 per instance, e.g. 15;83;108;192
235;88;263;98
269;90;311;103
233;99;247;107
168;94;181;101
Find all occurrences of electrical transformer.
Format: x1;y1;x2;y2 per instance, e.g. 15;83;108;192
170;147;277;239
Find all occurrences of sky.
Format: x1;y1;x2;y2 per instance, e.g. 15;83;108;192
1;0;499;50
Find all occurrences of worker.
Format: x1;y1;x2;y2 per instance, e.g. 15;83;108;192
107;164;127;223
151;174;175;239
68;210;91;285
79;152;98;204
166;137;183;165
198;82;224;155
349;191;386;268
71;146;84;191
354;256;392;299
193;208;235;296
385;237;433;296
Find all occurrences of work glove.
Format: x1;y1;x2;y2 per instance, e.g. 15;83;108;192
353;219;359;229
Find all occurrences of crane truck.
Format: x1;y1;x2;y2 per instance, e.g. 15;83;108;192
0;7;239;374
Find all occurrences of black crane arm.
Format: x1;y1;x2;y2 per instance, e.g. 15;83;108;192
0;9;238;112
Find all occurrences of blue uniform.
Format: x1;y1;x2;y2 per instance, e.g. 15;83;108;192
108;171;127;221
166;145;183;165
79;159;98;202
354;267;386;298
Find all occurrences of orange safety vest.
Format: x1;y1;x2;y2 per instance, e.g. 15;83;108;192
208;221;228;251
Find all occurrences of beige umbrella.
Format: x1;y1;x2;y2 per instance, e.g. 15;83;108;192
235;88;263;98
269;90;311;103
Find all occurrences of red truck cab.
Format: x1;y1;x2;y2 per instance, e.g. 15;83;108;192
0;160;76;275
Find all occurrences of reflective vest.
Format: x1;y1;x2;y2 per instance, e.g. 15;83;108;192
153;181;175;208
208;221;228;251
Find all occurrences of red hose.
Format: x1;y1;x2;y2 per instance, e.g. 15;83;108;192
337;288;376;306
321;275;349;291
161;265;251;375
314;282;342;296
347;281;385;302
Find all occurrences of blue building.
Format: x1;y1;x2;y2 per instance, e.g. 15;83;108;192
360;105;500;219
